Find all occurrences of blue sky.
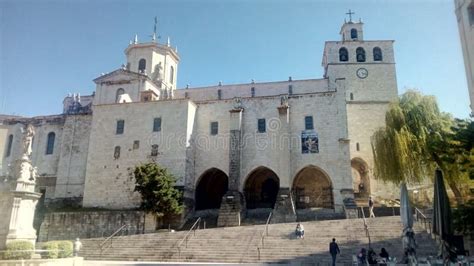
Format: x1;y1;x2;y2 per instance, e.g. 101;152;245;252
0;0;470;118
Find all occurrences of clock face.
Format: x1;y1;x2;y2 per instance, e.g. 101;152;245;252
356;68;368;79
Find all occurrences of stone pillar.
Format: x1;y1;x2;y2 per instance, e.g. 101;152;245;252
272;188;296;223
0;157;41;249
218;106;244;227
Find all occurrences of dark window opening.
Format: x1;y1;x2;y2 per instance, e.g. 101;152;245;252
217;89;222;100
351;28;358;39
339;47;348;62
356;47;366;62
469;4;474;26
251;87;255;97
170;66;175;84
350;93;354;100
133;140;140;150
151;144;159;156
257;118;266;133
153;118;162;132
6;134;13;157
116;88;125;103
305;116;314;130
373;47;383;61
288;85;293;95
114;146;121;159
356;142;360;151
210;122;218;135
138;59;146;73
116;120;125;135
46;132;55;155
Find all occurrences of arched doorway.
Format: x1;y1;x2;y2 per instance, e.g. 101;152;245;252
292;166;334;209
351;158;370;198
195;168;229;210
244;167;280;209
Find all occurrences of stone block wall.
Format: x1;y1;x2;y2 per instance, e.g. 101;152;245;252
38;210;146;242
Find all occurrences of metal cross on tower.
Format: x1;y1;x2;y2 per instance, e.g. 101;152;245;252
346;9;355;22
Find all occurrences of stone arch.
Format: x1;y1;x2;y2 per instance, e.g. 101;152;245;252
195;168;229;210
244;166;280;209
351;157;370;197
292;165;334;209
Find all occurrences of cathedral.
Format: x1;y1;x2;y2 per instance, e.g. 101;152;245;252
0;18;398;226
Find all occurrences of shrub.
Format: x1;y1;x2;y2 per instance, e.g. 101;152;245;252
41;241;58;259
2;240;34;260
55;241;73;258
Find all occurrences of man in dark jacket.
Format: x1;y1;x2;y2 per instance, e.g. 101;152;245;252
329;238;340;266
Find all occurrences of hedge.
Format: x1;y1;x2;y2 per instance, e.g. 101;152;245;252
41;240;73;259
41;242;58;259
2;240;34;260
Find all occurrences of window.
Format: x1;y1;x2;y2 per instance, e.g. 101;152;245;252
184;92;189;99
151;144;159;156
116;120;125;134
153;118;162;132
114;146;121;159
351;29;358;39
339;47;348;62
350;93;354;100
288;85;293;95
138;59;146;73
356;47;366;62
46;132;55;155
373;47;383;61
116;88;125;103
133;140;140;150
210;122;218;135
217;89;222;100
356;142;360;151
251;87;255;97
469;4;474;26
304;116;314;130
170;66;175;84
257;119;266;133
5;134;13;157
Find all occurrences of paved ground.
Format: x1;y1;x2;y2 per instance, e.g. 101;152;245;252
84;262;278;266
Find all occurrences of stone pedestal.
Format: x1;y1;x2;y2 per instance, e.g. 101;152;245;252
0;158;41;250
217;191;244;227
272;188;296;223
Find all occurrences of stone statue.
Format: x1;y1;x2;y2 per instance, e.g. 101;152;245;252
154;62;164;81
233;97;243;109
29;166;38;181
22;124;35;158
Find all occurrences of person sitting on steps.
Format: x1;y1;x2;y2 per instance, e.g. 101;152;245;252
295;223;304;239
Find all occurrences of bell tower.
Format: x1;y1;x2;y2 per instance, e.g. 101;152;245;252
124;21;180;99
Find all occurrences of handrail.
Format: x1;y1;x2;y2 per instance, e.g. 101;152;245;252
177;217;201;260
257;211;273;260
360;206;371;249
414;207;432;236
99;224;128;253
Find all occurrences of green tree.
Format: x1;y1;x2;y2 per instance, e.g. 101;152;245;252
132;162;183;216
371;90;471;204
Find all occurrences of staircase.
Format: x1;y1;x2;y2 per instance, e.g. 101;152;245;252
79;216;438;264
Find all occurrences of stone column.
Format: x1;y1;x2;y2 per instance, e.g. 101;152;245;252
217;106;244;227
0;125;41;250
272;99;296;223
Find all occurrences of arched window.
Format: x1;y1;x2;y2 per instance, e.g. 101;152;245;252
356;47;366;62
170;66;174;84
138;59;146;73
46;132;55;155
351;28;358;39
350;93;354;100
339;47;349;62
373;47;383;61
6;134;13;157
116;88;125;103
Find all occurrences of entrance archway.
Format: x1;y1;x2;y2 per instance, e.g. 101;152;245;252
244;167;280;209
351;158;370;197
195;168;229;210
292;166;334;209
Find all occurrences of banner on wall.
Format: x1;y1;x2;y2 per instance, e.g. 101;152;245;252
301;130;319;154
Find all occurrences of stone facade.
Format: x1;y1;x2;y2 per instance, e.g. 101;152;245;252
455;0;474;115
0;20;399;228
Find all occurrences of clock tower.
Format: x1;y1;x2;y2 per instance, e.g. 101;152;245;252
322;15;399;199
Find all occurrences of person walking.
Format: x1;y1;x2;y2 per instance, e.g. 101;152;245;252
329;238;340;266
368;196;375;218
